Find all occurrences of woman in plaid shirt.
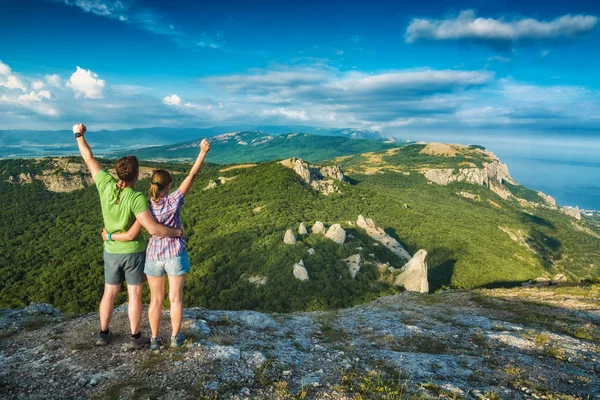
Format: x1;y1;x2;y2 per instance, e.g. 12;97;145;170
105;139;210;350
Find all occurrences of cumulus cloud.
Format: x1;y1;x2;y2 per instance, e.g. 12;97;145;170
163;94;181;106
406;10;598;46
0;75;27;92
0;60;11;75
46;74;63;88
32;81;46;90
67;67;106;99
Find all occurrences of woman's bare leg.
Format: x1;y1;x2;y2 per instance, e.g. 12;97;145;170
168;275;185;336
147;275;165;338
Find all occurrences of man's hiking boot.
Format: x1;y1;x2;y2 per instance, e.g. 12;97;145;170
123;335;150;351
95;330;113;346
150;336;163;351
171;333;186;348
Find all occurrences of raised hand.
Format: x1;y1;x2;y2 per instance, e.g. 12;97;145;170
73;123;87;135
200;138;211;154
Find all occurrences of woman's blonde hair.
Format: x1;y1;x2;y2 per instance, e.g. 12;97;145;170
149;169;172;201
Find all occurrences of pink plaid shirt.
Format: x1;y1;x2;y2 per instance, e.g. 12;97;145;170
146;189;185;261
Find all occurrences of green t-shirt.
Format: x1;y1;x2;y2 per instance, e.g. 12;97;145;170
95;170;148;254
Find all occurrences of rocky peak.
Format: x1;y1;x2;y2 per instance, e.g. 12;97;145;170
280;158;346;195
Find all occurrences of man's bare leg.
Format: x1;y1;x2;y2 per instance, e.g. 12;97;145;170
168;275;185;336
147;276;165;338
127;284;143;334
99;283;121;331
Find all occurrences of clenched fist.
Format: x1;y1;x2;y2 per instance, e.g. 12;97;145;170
200;138;211;154
73;123;87;135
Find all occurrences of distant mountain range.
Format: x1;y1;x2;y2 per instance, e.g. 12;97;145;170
121;131;403;164
0;126;395;159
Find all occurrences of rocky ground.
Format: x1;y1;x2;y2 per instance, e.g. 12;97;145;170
1;285;599;399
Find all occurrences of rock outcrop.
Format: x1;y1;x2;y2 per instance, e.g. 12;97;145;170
280;158;346;195
293;260;309;281
203;176;236;191
422;161;516;199
561;206;582;220
325;224;346;244
283;229;296;244
2;289;600;399
344;254;361;279
307;248;316;256
311;221;325;234
394;250;429;293
247;275;268;286
537;191;557;208
298;223;308;235
356;215;411;262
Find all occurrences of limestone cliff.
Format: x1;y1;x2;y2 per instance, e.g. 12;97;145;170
280;158;346;195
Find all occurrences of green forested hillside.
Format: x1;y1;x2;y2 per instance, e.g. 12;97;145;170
1;145;599;313
124;132;398;164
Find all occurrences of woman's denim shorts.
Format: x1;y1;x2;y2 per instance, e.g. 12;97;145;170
144;248;190;277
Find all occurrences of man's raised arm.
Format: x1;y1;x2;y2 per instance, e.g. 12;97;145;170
74;123;102;179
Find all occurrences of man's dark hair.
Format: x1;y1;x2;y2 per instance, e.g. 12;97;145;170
115;156;139;183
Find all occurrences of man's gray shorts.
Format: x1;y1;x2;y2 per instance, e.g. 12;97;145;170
103;251;146;285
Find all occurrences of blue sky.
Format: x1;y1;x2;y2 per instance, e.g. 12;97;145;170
1;0;599;143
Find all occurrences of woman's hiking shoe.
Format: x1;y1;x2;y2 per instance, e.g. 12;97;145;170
123;335;150;350
171;333;186;348
95;330;113;346
150;337;163;351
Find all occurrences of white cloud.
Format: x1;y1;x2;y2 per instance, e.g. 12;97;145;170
262;108;309;121
18;90;52;102
0;74;27;92
406;10;598;45
2;90;59;116
0;60;11;75
46;74;63;88
163;94;181;106
32;80;46;90
67;66;106;99
57;0;124;17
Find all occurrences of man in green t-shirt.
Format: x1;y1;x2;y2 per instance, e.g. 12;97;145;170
74;123;183;349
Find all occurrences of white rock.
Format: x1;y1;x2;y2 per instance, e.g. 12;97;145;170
312;221;325;234
247;275;268;286
307;248;316;256
284;229;296;244
293;260;309;281
299;223;308;235
242;351;267;369
356;215;411;261
394;249;429;293
325;224;346;244
552;274;568;283
344;254;361;279
182;319;211;338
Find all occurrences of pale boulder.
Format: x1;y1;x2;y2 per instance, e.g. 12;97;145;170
312;221;325;234
325;224;346;245
394;250;429;293
344;254;361;279
299;223;308;235
293;260;309;281
284;229;296;245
